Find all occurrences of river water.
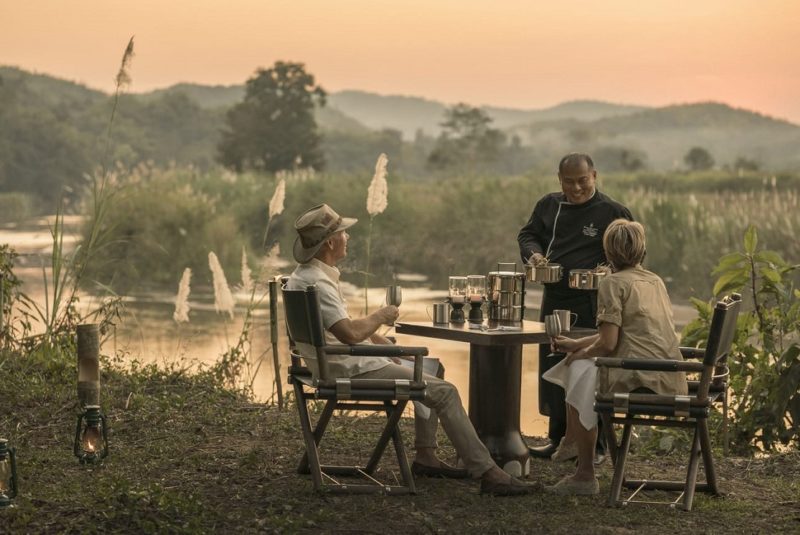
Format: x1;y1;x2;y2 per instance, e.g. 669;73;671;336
1;217;697;437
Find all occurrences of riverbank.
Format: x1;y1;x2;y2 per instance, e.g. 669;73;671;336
1;349;798;534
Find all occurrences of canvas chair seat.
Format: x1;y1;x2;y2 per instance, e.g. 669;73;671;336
281;282;428;495
594;293;741;511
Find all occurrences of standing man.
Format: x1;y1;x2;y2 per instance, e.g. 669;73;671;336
289;203;538;496
517;153;633;461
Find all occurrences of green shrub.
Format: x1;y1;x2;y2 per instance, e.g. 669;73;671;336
82;167;247;293
682;225;800;452
77;166;800;303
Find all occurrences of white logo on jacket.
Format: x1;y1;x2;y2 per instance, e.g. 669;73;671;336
582;223;598;237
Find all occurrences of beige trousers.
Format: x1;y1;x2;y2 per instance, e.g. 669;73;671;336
352;363;496;478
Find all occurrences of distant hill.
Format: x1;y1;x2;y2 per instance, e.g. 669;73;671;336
325;90;447;138
3;65;799;183
141;85;647;139
0;66;105;107
145;83;373;134
144;83;244;109
484;100;646;130
511;102;800;170
325;92;646;138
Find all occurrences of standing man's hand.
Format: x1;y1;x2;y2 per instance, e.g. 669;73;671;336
528;252;546;265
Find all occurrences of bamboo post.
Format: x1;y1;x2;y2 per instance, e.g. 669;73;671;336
268;277;284;409
77;324;101;407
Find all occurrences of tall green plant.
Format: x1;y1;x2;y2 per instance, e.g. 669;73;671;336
0;246;30;348
683;225;800;451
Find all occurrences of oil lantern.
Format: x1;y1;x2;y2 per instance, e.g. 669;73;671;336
74;405;108;464
0;438;18;508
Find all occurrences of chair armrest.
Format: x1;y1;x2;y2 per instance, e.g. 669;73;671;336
323;344;428;382
324;344;429;357
595;357;705;373
679;347;706;360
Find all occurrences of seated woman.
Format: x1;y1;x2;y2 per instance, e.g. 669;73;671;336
542;219;688;495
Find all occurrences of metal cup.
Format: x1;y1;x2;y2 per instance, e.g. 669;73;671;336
385;286;402;326
552;309;578;332
432;302;449;324
385;285;403;306
544;314;561;338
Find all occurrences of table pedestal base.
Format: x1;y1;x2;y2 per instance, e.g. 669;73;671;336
468;344;530;477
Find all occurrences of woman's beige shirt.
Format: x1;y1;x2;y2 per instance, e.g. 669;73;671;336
596;266;688;395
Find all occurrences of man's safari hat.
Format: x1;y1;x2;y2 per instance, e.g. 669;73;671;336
293;204;358;263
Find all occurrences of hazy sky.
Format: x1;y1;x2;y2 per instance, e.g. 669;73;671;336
2;0;799;122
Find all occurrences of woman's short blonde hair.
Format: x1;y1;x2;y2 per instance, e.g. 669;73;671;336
603;219;646;269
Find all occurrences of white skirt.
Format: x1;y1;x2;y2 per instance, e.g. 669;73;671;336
542;358;598;431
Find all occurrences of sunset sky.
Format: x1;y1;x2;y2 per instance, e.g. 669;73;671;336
2;0;799;123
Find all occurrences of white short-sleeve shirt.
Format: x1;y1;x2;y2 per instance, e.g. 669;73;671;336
287;259;391;379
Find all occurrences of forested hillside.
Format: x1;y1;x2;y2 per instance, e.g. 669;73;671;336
2;65;799;216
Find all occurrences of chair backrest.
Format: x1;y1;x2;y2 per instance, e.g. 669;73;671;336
694;293;741;399
702;293;742;368
282;284;327;349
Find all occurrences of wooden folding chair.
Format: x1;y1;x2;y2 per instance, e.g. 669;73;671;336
282;283;429;495
594;293;741;511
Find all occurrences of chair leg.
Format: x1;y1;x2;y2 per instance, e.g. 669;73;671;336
294;384;324;490
365;401;408;474
698;419;719;495
682;425;703;511
297;399;336;475
385;401;416;493
608;423;633;507
601;413;618;467
391;425;416;493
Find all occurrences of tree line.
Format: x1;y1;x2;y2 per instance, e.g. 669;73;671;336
0;63;772;217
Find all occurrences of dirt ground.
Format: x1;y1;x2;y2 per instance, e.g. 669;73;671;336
2;353;799;534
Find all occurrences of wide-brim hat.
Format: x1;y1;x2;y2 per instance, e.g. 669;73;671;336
293;203;358;263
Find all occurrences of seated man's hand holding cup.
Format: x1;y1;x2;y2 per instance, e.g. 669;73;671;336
379;305;400;325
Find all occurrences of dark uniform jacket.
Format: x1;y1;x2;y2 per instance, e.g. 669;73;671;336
517;189;633;293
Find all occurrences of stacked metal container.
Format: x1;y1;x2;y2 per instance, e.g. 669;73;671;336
487;263;526;322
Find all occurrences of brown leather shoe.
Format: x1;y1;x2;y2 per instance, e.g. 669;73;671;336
411;461;469;479
480;476;541;496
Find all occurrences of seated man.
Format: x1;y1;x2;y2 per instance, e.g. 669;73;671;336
287;203;537;496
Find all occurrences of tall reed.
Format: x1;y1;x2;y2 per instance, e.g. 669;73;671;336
363;153;388;313
262;177;286;250
208;252;235;320
173;268;192;323
25;37;135;351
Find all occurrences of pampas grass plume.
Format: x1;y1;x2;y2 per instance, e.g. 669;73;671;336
269;178;286;218
208;252;235;318
173;267;192;323
241;246;253;293
115;36;135;89
366;153;388;216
